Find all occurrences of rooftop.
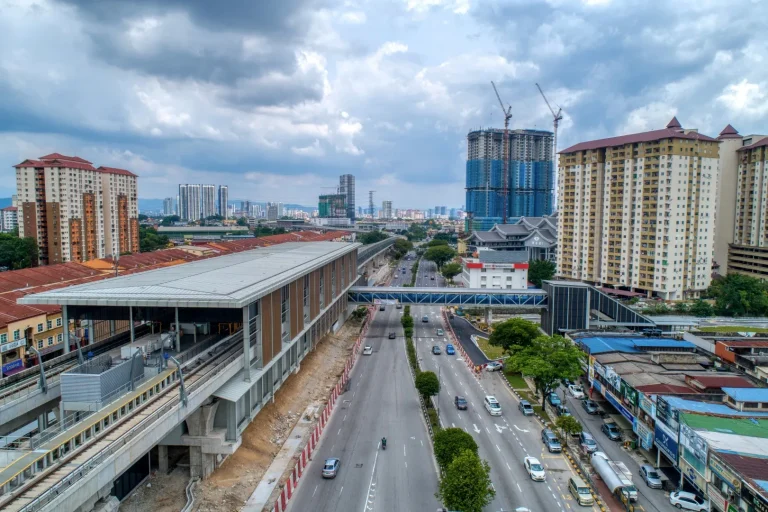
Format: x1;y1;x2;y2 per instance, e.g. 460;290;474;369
660;395;768;418
697;431;768;457
715;452;768;500
577;336;696;355
686;375;755;391
737;136;768;152
20;241;359;309
680;412;768;438
722;388;768;403
477;251;528;264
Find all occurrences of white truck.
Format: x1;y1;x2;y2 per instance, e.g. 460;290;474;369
591;452;638;502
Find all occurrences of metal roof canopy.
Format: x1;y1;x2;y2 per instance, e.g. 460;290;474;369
19;242;360;309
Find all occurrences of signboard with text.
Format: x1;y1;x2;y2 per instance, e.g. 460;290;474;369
655;420;679;463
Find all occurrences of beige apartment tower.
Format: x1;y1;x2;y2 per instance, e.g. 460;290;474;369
14;153;139;265
557;118;719;300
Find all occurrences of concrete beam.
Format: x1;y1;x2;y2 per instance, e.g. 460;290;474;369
185;400;219;437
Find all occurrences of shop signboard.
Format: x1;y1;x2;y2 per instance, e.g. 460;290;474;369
1;339;26;353
710;454;741;493
621;380;638;407
594;360;605;378
605;389;634;423
742;485;768;512
605;366;622;391
593;380;602;394
707;484;727;512
2;358;24;375
638;391;656;417
680;423;708;472
634;419;654;450
655;420;679;463
656;396;679;431
680;455;707;493
588;356;595;383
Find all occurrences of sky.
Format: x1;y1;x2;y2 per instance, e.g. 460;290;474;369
1;0;767;209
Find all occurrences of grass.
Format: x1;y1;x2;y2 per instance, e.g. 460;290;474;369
698;325;768;333
475;335;505;360
504;372;529;390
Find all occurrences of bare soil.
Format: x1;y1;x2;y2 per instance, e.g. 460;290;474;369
119;317;363;512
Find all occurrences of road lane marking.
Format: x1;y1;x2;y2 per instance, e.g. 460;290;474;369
343;414;347;421
473;424;481;433
486;427;491;434
361;443;381;512
517;483;522;492
340;486;343;495
312;485;318;497
404;445;407;457
496;444;501;452
506;462;511;470
514;425;529;433
338;429;342;435
452;423;455;428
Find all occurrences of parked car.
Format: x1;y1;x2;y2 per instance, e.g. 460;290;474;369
568;384;585;399
518;400;534;416
455;396;468;410
639;464;663;489
379;305;385;311
322;458;340;478
485;361;503;372
556;404;571;417
547;392;561;407
363;345;373;355
396;303;402;309
579;432;598;454
431;276;435;280
601;422;622;441
541;429;562;453
436;328;444;336
669;491;708;511
524;456;546;481
422;316;429;323
446;344;455;355
432;345;442;355
388;332;396;339
581;399;600;415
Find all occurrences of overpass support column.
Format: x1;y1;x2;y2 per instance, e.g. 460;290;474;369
157;445;169;473
129;306;135;343
62;305;70;354
87;316;94;346
184;400;220;480
109;319;116;337
243;306;251;382
175;307;181;353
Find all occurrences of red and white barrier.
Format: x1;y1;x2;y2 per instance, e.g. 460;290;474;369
442;309;481;376
273;308;373;512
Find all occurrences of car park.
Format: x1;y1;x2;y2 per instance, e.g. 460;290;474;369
422;316;429;322
579;432;598;454
484;396;502;416
454;396;468;410
568;384;585;398
601;422;622;441
322;458;340;478
446;344;455;355
581;399;600;415
541;429;562;452
524;457;546;481
485;361;503;372
518;400;534;416
547;392;561;406
432;345;442;355
669;491;708;511
363;345;373;355
556;404;571;417
388;332;396;339
436;328;444;336
639;464;663;489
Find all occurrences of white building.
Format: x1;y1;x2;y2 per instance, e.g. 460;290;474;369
201;184;216;219
218;185;229;218
461;251;529;289
310;217;352;227
1;206;18;233
163;197;174;216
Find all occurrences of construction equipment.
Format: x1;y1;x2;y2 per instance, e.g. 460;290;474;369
491;81;513;224
535;83;563;207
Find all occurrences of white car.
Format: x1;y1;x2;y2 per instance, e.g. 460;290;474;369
568;384;585;399
524;456;546;481
363;345;373;355
669;491;708;511
485;361;503;372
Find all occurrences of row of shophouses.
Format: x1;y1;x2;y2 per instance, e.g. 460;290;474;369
574;334;768;512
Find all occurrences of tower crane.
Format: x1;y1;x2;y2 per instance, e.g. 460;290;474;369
491;81;513;224
535;83;563;208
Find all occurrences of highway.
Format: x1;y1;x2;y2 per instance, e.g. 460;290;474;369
288;252;439;512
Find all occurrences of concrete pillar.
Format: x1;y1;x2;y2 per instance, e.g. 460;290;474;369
157;445;169;473
243;306;251;381
38;413;49;432
189;446;215;480
62;305;70;354
109;319;116;337
129;307;135;343
87;317;94;346
485;308;493;326
175;307;181;353
185;401;219;436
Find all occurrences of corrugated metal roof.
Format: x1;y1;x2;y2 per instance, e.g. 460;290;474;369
681;413;768;438
722;388;768;403
478;251;528;263
661;396;768;418
578;336;695;355
697;432;768;457
20;242;359;308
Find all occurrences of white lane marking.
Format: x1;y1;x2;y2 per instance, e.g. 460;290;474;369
353;391;356;399
340;486;344;495
338;429;342;435
312;485;318;497
344;414;347;421
452;423;456;428
473;424;481;433
405;461;408;468
517;483;522;492
404;445;407;457
496;444;501;452
548;485;553;491
486;427;491;434
514;425;529;433
506;462;511;470
361;445;381;512
421;440;424;446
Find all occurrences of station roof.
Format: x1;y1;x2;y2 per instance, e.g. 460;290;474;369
19;242;359;309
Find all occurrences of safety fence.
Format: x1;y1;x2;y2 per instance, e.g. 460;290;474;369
271;308;373;512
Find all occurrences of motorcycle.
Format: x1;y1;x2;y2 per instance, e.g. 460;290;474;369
381;437;387;450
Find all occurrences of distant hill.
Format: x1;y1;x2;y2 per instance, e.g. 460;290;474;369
0;198;11;209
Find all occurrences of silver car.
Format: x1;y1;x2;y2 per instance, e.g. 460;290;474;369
322;458;340;478
640;464;663;489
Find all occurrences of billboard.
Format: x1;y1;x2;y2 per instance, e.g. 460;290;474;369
655;420;679;463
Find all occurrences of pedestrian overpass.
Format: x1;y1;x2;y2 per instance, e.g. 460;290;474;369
347;287;548;307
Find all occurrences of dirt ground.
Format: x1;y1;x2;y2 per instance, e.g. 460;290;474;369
120;316;364;512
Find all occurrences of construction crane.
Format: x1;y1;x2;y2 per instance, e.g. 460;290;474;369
491;81;513;224
535;83;563;208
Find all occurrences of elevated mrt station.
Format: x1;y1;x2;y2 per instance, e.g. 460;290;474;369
5;242;361;512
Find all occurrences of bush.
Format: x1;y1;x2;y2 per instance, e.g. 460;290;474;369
427;408;440;431
404;326;414;338
434;428;479;469
406;338;420;373
415;371;440;399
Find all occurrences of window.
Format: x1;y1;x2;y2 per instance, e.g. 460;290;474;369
303;275;309;307
331;262;337;297
0;334;6;344
46;320;52;330
13;330;20;340
340;258;345;287
56;318;62;327
37;323;44;333
280;285;290;342
57;333;63;343
48;336;54;346
319;271;325;308
38;340;44;349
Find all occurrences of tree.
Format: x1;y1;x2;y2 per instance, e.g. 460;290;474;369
415;371;440;400
351;306;368;321
441;262;462;283
689;299;715;317
708;274;768;317
436;450;495;512
424;245;456;269
236;217;248;226
506;335;585;407
555;416;583;446
434;428;479;469
138;213;149;221
139;226;170;253
673;302;690;314
407;224;427;242
488;318;540;352
393;239;413;259
359;231;389;245
426;239;449;247
528;259;556;287
433;233;454;242
0;233;39;269
160;215;180;227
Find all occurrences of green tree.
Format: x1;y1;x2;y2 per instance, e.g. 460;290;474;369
506;335;585;407
236;217;248;226
555;415;583;446
138;227;170;253
427;239;449;247
138;213;149;221
434;428;479;469
0;233;39;269
441;262;462;283
415;370;440;400
351;306;368;321
708;274;768;317
488;318;541;352
436;450;495;512
424;245;456;269
528;259;556;287
433;233;454;242
689;299;715;317
393;238;413;258
359;231;389;245
160;215;180;226
407;224;427;242
673;302;690;314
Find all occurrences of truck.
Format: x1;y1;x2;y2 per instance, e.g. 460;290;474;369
590;452;638;503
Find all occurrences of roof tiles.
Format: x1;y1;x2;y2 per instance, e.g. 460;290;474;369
560;122;718;154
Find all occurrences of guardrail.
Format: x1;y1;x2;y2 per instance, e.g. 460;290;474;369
357;238;395;267
0;373;61;408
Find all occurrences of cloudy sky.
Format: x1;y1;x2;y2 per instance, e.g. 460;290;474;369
1;0;766;208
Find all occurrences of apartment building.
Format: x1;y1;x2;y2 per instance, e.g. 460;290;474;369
163;197;174;216
201;184;216;219
14;153;139;265
381;201;393;220
218;185;229;219
729;136;768;279
557;118;719;300
0;206;18;233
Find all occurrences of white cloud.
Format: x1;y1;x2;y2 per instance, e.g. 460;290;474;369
404;0;470;14
291;139;326;157
620;102;678;134
717;79;768;117
339;11;367;24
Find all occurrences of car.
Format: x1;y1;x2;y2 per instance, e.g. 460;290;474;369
388;332;396;339
455;396;468;410
563;378;574;387
601;422;622;441
446;344;455;355
524;456;546;481
422;316;429;323
541;429;562;453
669;491;708;511
485;361;503;372
396;303;402;309
432;345;442;355
322;458;340;478
379;305;385;311
431;276;435;280
518;400;534;416
436;328;444;336
556;404;571;417
639;464;663;489
579;432;598;454
484;396;502;416
547;392;561;407
363;345;373;355
568;384;585;399
581;399;600;415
